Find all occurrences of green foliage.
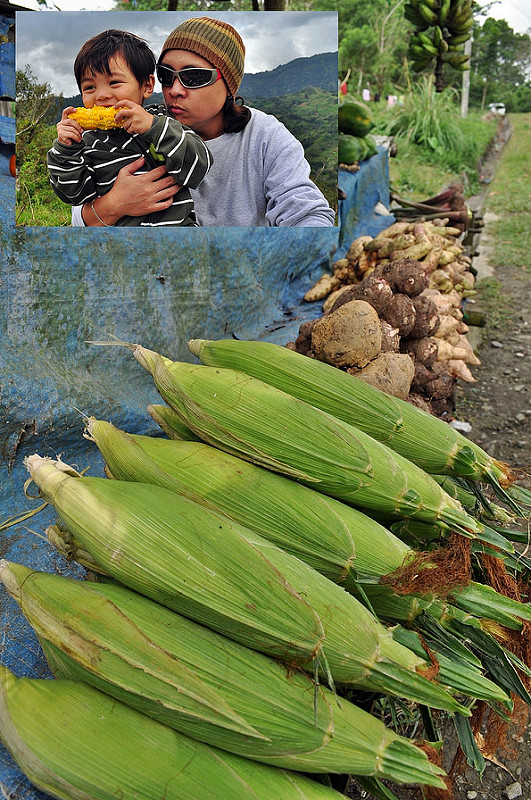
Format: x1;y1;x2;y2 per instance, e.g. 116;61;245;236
378;84;498;197
16;123;71;226
248;87;337;210
384;76;464;151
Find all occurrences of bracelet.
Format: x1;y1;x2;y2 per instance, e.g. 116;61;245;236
90;199;112;227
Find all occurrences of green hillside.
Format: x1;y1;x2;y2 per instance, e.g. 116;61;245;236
248;86;338;213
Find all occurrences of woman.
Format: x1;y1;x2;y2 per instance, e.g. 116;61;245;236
73;16;335;228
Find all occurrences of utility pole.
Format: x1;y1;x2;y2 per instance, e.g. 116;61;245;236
460;37;473;118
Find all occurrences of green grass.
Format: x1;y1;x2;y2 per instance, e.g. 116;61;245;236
372;85;498;199
483;113;531;273
471;277;515;334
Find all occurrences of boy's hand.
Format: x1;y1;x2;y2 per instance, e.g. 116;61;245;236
114;100;154;135
57;107;83;146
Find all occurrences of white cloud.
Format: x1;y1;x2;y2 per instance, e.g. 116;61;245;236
16;10;337;96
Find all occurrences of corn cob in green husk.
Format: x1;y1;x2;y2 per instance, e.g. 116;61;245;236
129;345;483;538
85;420;530;675
148;403;202;441
0;561;447;786
26;455;469;714
87;417;409;584
187;338;513;490
0;664;348;800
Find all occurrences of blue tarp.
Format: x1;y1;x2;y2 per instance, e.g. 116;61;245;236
337;147;395;258
0;117;394;794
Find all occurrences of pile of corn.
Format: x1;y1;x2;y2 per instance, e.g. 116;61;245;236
298;218;478;413
2;338;531;800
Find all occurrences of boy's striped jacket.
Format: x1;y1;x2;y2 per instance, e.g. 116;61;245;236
47;105;212;227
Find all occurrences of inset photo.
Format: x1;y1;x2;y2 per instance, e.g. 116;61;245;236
15;9;338;227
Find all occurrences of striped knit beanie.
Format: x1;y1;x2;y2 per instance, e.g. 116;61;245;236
160;17;245;97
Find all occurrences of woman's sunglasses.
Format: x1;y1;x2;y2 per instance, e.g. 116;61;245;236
156;64;222;89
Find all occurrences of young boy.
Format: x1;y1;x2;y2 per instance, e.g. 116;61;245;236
47;29;212;227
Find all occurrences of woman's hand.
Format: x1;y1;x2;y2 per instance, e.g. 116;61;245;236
83;157;181;225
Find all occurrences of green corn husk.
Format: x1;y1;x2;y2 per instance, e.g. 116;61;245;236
186;338;512;489
432;476;514;525
83;419;528;705
27;455;469;714
148;403;202;441
391;626;510;706
0;665;348;800
0;561;446;786
450;582;531;630
86;417;411;584
130;344;483;538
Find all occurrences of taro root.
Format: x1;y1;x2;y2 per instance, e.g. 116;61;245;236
390;240;433;262
407;392;434;415
347;352;415;400
322;284;355;314
304;273;340;303
311;299;382;368
408;294;440;339
332;258;356;284
429;270;454;294
294;319;317;355
346;235;373;265
434;315;460;340
380;293;416;337
329;274;393;316
447;359;476;383
380;321;400;353
421;247;443;274
372;234;416;258
400;336;438;367
372;258;428;297
412;361;456;400
436;337;480;366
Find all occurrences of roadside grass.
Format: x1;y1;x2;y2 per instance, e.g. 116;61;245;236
470;277;515;335
381;110;498;199
483;113;531;273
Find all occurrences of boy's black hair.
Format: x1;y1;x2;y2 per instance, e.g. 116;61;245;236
74;29;156;91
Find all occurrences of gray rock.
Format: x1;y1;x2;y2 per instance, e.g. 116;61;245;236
467;792;478;799
491;340;503;348
504;782;522;799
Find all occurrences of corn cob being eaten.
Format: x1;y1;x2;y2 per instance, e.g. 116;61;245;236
68;105;121;130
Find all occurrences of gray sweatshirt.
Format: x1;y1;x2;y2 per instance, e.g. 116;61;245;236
71;107;334;228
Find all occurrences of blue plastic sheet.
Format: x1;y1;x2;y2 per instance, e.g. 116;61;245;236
337;147;395;258
0;87;394;796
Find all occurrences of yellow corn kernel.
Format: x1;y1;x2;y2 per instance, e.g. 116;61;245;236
68;106;121;130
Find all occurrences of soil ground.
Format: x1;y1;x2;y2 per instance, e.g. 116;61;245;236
343;120;531;800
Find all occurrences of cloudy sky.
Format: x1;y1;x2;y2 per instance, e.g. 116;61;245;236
16;9;338;97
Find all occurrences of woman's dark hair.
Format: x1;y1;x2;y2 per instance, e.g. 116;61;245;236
74;29;156;91
222;94;251;133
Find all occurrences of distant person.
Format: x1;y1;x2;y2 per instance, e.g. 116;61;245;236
374;91;380;103
362;87;371;102
48;29;212;227
72;17;335;227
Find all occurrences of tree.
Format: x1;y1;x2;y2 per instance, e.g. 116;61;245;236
338;0;409;96
468;18;531;109
16;65;60;166
112;0;290;10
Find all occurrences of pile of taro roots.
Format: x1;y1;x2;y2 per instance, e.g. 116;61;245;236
289;218;479;417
